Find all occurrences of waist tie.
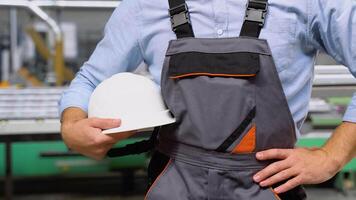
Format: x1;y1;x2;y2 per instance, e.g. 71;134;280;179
157;138;271;171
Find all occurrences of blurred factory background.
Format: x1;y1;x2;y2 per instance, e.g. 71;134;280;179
0;0;355;199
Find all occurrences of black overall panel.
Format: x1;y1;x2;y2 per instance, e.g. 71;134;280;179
168;52;260;79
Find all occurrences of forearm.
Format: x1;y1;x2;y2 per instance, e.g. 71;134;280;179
321;122;356;171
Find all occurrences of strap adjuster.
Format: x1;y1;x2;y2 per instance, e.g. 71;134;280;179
245;0;268;27
169;3;191;30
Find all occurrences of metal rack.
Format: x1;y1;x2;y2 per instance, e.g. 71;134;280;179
314;65;356;86
0;87;65;120
0;1;355;195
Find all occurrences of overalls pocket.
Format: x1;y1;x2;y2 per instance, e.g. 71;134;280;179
168;52;259;79
161;39;260;151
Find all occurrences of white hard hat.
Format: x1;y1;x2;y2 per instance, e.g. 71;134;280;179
88;73;176;134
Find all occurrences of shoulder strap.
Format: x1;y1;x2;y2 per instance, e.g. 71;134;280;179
240;0;268;38
168;0;195;38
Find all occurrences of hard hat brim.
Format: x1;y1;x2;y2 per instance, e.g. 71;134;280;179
102;110;176;134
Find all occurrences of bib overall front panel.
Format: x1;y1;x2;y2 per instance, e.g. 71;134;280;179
147;0;306;199
160;37;296;151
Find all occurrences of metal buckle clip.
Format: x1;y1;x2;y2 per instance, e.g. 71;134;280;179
169;3;191;30
245;0;268;27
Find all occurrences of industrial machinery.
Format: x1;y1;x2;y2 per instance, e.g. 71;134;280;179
0;1;147;199
0;0;355;198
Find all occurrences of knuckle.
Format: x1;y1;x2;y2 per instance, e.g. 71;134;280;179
290;154;301;162
300;175;308;183
287;157;296;163
270;165;277;173
294;177;303;185
87;117;96;123
273;149;281;156
285;181;293;189
259;172;267;179
92;136;104;146
100;120;109;125
257;172;266;179
270;163;281;172
90;117;101;124
273;163;282;171
274;174;283;182
279;171;289;179
275;172;283;180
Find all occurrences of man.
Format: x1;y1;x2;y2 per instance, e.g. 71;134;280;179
60;0;356;199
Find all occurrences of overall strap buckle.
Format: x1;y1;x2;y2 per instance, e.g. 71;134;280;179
169;3;191;31
245;0;268;27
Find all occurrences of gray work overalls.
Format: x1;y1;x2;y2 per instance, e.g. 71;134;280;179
145;0;307;199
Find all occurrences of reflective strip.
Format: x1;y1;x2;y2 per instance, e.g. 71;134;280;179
231;125;256;154
216;107;256;152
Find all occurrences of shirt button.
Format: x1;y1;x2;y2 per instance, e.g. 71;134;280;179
217;29;224;35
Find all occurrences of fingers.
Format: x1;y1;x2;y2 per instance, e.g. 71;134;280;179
256;149;292;161
108;131;136;140
92;131;120;145
91;131;136;151
259;168;297;187
274;176;303;194
253;148;335;194
254;149;296;189
88;131;137;160
88;118;121;129
253;160;290;182
84;134;117;160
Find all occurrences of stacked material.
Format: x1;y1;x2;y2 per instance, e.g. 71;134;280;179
314;65;356;86
0;87;65;120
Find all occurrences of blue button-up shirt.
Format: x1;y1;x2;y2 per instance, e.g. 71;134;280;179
59;0;356;136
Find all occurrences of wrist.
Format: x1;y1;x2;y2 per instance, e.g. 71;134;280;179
61;107;87;123
60;107;87;132
320;147;344;173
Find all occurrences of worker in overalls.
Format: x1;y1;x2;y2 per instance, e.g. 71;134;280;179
60;0;356;199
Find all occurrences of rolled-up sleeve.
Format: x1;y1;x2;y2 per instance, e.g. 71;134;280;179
308;0;356;122
59;0;143;115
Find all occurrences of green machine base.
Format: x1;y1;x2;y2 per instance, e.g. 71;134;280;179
0;138;148;177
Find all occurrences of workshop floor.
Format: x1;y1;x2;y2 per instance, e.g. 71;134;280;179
13;188;356;200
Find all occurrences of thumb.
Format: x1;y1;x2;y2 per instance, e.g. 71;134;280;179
88;118;121;130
